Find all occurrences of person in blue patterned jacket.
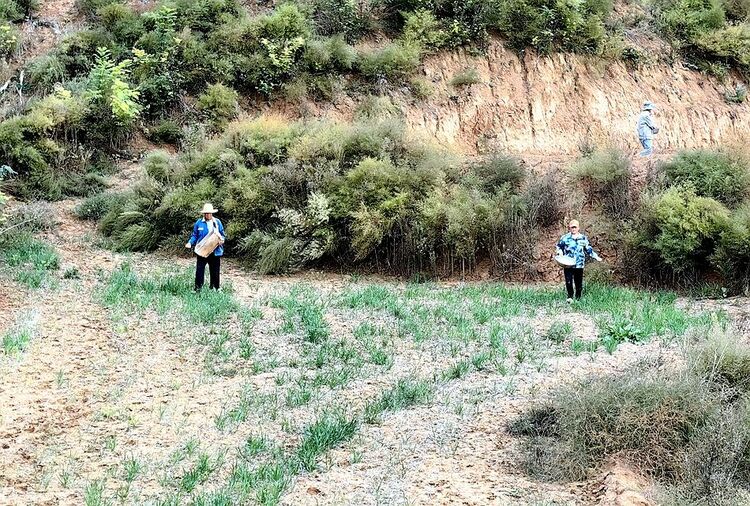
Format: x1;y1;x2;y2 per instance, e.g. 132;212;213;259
185;203;225;291
555;219;601;303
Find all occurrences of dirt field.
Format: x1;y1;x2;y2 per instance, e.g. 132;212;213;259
1;200;747;506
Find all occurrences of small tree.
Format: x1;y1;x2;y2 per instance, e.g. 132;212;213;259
86;48;141;124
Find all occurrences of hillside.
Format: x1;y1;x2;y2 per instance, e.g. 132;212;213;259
2;2;750;504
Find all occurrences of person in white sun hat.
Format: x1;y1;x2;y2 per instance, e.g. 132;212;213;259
185;203;225;291
636;101;659;157
555;219;601;303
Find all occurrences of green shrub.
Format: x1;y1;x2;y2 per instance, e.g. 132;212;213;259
713;204;750;294
401;9;450;49
467;154;526;192
544;321;572;343
692;24;750;72
0;22;19;58
75;192;127;220
354;95;401;120
724;83;748;104
0;0;35;21
570;148;631;218
0;0;22;21
449;68;481;87
303;36;357;72
486;0;608;53
25;54;68;92
662;150;750;207
723;0;750;20
307;0;370;41
634;186;729;274
77;0;122;17
196;83;239;129
144;150;176;183
653;0;725;43
147;119;183;145
358;41;421;81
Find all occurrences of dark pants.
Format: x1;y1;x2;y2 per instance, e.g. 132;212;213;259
195;254;220;291
564;267;584;299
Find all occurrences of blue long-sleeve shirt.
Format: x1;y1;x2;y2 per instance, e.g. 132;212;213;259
636;111;658;140
188;218;225;257
556;233;599;268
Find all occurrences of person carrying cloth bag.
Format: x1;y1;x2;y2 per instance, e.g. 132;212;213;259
185;203;226;291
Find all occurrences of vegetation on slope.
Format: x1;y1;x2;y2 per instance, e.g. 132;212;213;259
512;327;750;504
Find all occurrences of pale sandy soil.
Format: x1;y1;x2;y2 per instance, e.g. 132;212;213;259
1;199;747;506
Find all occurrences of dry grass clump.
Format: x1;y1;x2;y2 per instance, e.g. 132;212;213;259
512;328;750;502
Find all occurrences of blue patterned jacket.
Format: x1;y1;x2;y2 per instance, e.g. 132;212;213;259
188;218;225;257
556;233;599;268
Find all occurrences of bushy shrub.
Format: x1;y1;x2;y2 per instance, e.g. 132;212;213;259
544;320;572;343
77;0;122;18
147;119;183;145
511;364;718;481
713;204;750;294
196;83;239;129
0;0;22;22
653;0;725;43
486;0;608;53
524;173;562;227
723;0;750;20
570;148;631;219
144;150;175;183
15;201;58;231
307;0;370;41
692;24;750;73
302;36;357;73
0;86;91;199
691;328;750;390
662;150;750;207
515;330;750;502
467;154;526;192
0;22;19;58
75;191;127;220
358;41;421;81
449;68;481;87
0;0;36;21
401;9;450;49
25;54;68;92
98;3;143;43
630;186;730;277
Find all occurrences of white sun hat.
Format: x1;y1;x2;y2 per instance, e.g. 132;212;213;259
200;203;218;214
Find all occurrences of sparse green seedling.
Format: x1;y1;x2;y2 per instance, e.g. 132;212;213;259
63;267;81;279
544;321;572;344
2;327;32;355
295;412;358;472
444;359;472;380
84;479;105;506
122;455;142;483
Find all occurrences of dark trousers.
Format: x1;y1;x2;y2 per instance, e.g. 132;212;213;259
195;254;220;290
564;267;584;299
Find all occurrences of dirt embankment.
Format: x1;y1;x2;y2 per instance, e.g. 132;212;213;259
278;38;748;156
411;41;749;155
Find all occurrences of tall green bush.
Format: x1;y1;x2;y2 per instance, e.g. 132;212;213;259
713;204;750;294
196;83;239;129
630;186;730;275
662;150;750;207
570;148;631;219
